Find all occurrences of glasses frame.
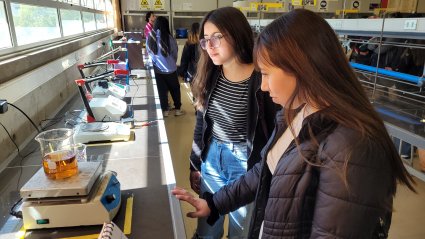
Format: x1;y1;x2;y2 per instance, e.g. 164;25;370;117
200;35;225;50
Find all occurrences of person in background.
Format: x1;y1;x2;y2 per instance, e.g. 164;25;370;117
349;42;373;65
179;22;200;83
402;39;425;77
392;39;425;171
144;11;155;39
147;16;185;117
173;9;416;238
187;7;277;239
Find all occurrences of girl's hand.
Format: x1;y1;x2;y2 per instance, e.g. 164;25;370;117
171;187;211;218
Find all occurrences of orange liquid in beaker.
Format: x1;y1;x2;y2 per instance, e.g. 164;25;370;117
42;150;78;179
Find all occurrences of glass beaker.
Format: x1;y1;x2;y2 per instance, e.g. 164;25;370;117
60;143;87;162
35;128;78;179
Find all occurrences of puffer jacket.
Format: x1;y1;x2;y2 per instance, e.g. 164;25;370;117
208;109;394;238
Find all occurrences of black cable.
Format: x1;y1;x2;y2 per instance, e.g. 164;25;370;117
7;102;41;133
40;115;66;131
9;198;23;219
0;123;26;218
131;76;140;106
1;105;44;220
0;121;37;193
21;147;38;159
0;122;22;157
1;125;36;219
64;110;85;127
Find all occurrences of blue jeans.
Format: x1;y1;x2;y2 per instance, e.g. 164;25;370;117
197;138;252;239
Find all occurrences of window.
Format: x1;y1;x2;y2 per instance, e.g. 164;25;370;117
83;12;96;32
0;1;12;49
107;13;114;28
81;0;94;9
0;0;114;54
60;9;83;36
94;0;105;11
58;0;80;5
95;13;106;29
105;0;113;12
11;3;60;45
105;0;113;28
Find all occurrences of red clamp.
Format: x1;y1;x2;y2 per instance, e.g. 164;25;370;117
107;59;120;64
114;69;129;76
86;115;95;123
75;79;86;86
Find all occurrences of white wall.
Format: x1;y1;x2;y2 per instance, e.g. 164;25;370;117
0;36;112;171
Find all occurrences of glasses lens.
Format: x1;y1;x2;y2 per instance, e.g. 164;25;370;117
210;36;219;48
200;39;207;49
200;36;221;49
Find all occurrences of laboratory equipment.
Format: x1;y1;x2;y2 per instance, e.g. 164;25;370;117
78;59;130;90
75;79;132;122
73;122;131;144
90;95;127;121
20;162;121;229
73;78;132;143
35;128;78;179
81;68;129;100
91;81;127;99
59;143;87;162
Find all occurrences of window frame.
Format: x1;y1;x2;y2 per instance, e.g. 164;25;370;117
0;0;114;57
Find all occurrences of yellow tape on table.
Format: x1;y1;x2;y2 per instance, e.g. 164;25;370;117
124;194;134;235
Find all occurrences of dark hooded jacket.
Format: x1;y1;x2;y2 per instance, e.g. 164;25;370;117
206;109;394;238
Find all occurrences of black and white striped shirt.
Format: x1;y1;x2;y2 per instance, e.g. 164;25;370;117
206;71;250;143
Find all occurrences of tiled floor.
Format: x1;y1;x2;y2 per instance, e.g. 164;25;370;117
165;80;425;239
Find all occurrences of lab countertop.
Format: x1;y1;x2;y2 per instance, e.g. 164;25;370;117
0;70;185;238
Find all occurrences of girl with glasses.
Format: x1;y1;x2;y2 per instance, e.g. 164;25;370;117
174;9;416;238
147;16;185;117
187;7;277;239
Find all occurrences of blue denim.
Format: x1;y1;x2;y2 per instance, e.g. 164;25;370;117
197;138;252;239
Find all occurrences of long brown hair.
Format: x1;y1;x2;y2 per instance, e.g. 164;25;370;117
254;9;415;193
187;22;200;45
192;7;254;109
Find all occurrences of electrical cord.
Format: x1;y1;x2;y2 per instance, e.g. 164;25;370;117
0;122;23;158
2;102;42;190
9;198;23;219
7;102;41;133
131;76;140;106
0;121;38;164
40;115;66;131
64;110;86;127
0;121;35;219
39;110;84;129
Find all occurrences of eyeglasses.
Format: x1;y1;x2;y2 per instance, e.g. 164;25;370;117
200;35;225;50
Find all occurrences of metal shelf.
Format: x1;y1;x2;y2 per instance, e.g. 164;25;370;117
172;16;205;19
326;18;425;39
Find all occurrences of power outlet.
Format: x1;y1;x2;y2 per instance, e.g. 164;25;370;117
404;19;417;30
0;99;8;114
